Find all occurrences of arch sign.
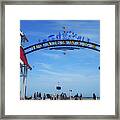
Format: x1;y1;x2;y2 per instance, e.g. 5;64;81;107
24;29;100;54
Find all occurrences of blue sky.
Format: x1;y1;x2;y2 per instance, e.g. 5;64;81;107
20;20;100;97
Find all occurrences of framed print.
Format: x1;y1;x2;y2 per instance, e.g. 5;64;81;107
0;0;119;119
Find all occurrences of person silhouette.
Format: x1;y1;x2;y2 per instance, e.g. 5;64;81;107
93;93;96;100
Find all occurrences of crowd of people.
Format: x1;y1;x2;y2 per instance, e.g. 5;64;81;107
25;92;98;100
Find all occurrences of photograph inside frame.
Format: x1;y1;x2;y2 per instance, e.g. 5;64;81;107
20;20;100;100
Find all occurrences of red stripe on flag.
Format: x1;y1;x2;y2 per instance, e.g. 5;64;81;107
20;46;31;69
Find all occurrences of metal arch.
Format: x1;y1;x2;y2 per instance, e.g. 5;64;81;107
24;40;100;55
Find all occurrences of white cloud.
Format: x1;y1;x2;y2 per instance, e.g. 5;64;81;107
38;69;88;80
25;31;47;37
38;63;52;69
38;69;62;76
41;52;61;59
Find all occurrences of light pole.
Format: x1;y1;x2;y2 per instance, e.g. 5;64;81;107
69;89;72;100
56;82;61;100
